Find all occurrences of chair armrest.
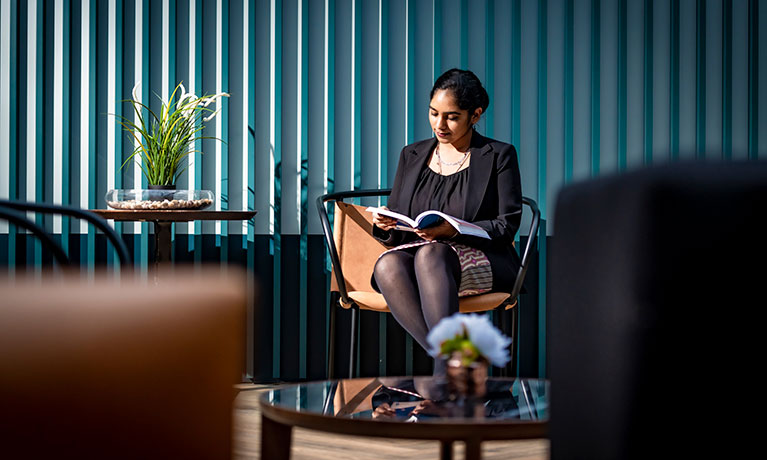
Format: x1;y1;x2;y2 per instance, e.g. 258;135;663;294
316;189;391;304
510;197;540;300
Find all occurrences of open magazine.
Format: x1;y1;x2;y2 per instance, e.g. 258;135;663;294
366;207;490;239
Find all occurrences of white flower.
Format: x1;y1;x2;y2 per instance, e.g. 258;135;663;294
202;108;221;122
426;313;512;367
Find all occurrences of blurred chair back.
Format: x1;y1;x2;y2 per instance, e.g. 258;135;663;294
0;200;131;268
549;162;767;459
0;267;247;459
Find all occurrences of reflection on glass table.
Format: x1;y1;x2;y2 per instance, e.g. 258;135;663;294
259;377;548;460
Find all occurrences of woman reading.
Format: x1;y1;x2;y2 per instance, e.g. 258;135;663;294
372;69;523;373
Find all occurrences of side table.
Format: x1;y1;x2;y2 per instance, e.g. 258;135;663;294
90;210;257;268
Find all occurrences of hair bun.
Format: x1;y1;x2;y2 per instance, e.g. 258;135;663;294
430;69;490;115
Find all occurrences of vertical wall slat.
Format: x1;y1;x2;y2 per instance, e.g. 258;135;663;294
27;0;42;241
243;0;254;240
705;0;722;158
670;0;679;160
511;0;520;149
626;0;644;168
572;0;591;179
484;0;494;138
617;0;627;169
600;0;617;172
79;0;91;232
0;0;12;238
108;0;124;264
298;0;309;379
652;0;670;164
378;0;389;377
351;0;361;189
432;0;441;78
643;0;653;165
270;0;283;379
730;0;747;161
547;0;563;222
590;0;600;176
9;0;17;248
215;0;229;244
748;0;758;159
679;0;696;159
696;0;706;158
53;1;69;240
459;0;467;69
563;0;573;183
132;0;148;269
722;0;732;160
324;0;335;367
537;0;548;376
324;0;335;199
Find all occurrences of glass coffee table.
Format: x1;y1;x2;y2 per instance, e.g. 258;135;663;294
259;376;548;460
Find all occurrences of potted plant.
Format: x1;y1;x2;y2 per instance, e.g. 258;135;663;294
105;82;228;210
426;313;512;399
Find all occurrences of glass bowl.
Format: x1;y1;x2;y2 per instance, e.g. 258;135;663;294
105;189;214;210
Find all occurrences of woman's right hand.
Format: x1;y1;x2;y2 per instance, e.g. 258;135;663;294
372;206;398;231
372;403;396;419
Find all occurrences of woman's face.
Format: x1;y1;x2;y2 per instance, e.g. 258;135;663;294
428;89;481;145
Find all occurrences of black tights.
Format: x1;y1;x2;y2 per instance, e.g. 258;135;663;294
373;243;462;356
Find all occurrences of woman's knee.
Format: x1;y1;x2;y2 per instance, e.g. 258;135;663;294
373;251;412;281
413;243;458;269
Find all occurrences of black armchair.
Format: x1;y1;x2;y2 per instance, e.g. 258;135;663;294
317;188;539;378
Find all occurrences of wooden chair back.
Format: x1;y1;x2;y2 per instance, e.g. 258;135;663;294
330;201;388;305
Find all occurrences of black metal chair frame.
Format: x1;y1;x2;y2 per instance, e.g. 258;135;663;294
317;189;540;378
0;200;131;267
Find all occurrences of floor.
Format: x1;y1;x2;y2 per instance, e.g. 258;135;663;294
232;384;550;460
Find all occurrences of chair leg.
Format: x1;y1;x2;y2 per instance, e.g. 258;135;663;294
327;294;337;379
497;307;508;377
348;307;358;378
510;302;519;377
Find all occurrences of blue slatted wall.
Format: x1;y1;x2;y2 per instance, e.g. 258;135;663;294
1;0;765;381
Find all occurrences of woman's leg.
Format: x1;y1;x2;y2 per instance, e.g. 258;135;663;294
413;243;462;330
373;250;430;350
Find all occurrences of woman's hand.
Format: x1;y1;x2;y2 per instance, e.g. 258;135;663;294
409;400;449;417
372;207;398;231
371;403;396;419
415;220;458;241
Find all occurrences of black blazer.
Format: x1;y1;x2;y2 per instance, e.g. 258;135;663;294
374;132;523;290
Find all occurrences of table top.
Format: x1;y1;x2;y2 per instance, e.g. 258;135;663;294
259;377;548;441
90;209;257;222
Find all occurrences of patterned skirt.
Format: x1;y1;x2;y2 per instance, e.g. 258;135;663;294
378;240;493;297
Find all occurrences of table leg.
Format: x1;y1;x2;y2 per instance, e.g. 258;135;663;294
465;438;482;460
261;414;293;460
153;221;173;268
440;440;453;460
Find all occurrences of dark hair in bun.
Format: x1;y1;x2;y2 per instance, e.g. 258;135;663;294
430;68;489;115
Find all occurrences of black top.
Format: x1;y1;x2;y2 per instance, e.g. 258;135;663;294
373;133;523;291
410;166;470;219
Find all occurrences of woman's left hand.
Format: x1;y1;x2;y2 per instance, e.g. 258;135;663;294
415;221;458;241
